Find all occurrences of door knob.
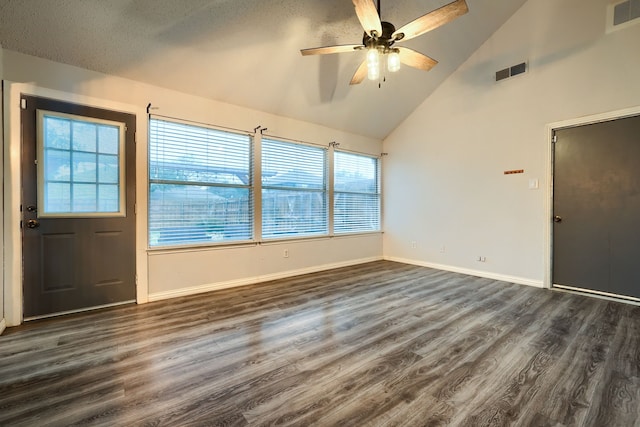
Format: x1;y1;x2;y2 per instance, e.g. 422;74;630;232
26;219;40;229
553;215;562;223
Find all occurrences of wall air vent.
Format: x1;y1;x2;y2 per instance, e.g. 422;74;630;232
607;0;640;32
495;62;527;82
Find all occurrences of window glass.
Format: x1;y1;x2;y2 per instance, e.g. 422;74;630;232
334;151;380;233
262;138;327;239
98;126;119;154
38;111;125;217
72;121;97;152
148;119;252;247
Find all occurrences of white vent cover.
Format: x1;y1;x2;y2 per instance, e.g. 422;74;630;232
607;0;640;33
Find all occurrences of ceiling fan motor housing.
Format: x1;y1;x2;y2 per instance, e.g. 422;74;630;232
363;21;400;52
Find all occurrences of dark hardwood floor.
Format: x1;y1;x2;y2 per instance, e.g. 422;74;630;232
1;261;640;426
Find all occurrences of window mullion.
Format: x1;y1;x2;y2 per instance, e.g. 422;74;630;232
328;144;335;236
253;133;262;241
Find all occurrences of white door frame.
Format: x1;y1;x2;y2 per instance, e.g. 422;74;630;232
544;105;640;290
3;82;149;326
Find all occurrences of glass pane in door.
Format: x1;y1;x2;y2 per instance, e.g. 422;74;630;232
37;110;126;217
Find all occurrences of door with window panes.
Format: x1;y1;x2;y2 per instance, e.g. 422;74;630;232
21;96;136;319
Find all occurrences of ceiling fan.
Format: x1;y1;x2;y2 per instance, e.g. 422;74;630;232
301;0;469;85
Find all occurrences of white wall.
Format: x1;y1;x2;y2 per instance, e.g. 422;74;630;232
383;0;640;286
2;50;382;323
148;234;382;300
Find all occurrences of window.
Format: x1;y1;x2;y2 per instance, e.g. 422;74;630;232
334;151;380;233
148;117;381;247
38;110;125;217
262;138;327;239
149;119;252;247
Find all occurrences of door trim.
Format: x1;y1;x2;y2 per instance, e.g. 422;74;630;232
3;82;149;326
545;105;640;291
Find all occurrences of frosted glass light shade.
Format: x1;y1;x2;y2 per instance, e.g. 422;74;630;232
388;51;401;73
367;48;380;81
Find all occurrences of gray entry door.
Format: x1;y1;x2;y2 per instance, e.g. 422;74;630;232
21;96;137;318
553;114;640;300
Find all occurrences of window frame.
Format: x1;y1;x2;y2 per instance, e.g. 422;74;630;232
37;109;127;218
260;137;329;240
333;150;381;235
148;117;254;248
146;116;383;250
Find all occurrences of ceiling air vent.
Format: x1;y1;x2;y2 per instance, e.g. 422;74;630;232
614;0;640;25
495;62;527;82
607;0;640;32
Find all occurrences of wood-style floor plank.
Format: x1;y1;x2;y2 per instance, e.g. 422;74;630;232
2;261;640;426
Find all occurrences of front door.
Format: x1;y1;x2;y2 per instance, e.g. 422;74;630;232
21;96;137;319
553;114;640;300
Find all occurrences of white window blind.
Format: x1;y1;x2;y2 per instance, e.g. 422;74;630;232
262;138;327;239
334;151;380;233
149;118;252;247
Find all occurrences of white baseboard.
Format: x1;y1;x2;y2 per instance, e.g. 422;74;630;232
0;318;6;335
148;256;384;302
384;256;544;288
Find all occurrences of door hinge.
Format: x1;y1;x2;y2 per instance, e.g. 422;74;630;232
135;274;138;286
552;135;557;143
20;98;27;109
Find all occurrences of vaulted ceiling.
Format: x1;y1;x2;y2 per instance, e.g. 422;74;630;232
0;0;527;139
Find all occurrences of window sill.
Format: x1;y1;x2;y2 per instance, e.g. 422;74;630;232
146;231;383;254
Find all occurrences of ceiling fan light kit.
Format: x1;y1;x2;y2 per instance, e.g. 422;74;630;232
387;50;401;73
300;0;469;86
363;20;403;80
367;48;381;80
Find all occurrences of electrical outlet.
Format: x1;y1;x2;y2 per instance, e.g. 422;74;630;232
411;241;417;249
440;245;446;253
477;256;486;262
283;249;289;258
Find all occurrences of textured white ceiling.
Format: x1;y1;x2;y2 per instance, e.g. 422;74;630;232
0;0;526;139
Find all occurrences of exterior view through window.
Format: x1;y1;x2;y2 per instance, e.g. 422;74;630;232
262;138;327;239
334;151;380;233
39;110;125;217
148;118;380;248
148;119;252;246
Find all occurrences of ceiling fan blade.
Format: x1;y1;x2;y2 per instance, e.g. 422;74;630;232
352;0;382;37
392;0;468;42
300;44;364;56
350;60;368;85
398;47;438;71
